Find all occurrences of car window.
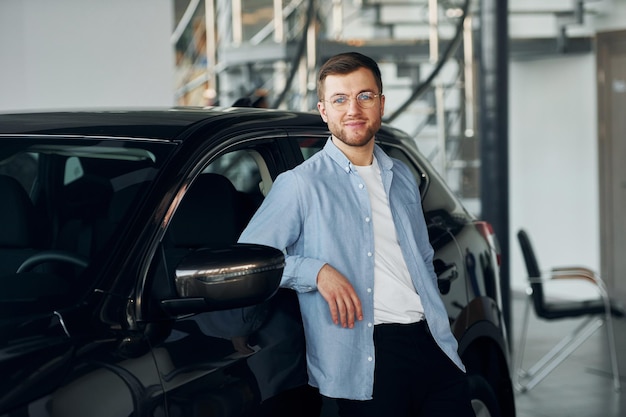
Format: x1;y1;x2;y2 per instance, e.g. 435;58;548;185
378;143;426;194
0;138;174;319
0;151;38;192
202;149;271;197
143;145;276;319
294;136;326;160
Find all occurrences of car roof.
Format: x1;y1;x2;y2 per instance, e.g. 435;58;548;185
0;107;328;141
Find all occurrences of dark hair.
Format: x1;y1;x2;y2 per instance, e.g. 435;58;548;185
317;52;383;100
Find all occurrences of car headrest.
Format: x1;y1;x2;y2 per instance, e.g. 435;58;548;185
168;173;240;247
0;175;39;248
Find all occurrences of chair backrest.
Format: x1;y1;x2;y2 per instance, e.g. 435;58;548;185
517;229;547;313
0;175;44;274
55;175;114;259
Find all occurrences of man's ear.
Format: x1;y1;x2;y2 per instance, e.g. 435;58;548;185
317;101;328;123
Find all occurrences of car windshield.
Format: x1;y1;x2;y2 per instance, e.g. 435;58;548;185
0;137;175;317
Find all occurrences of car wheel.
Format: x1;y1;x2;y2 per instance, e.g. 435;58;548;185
468;374;501;417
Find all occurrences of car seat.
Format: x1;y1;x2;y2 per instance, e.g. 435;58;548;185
168;173;242;248
150;173;250;309
0;175;45;275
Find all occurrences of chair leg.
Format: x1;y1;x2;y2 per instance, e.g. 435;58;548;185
514;293;532;391
516;315;604;392
605;311;621;391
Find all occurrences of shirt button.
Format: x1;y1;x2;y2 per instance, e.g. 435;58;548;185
365;217;370;222
367;288;372;293
358;183;364;189
368;322;373;328
368;356;373;362
367;252;372;257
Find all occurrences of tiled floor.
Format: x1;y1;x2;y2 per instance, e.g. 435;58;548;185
511;292;626;417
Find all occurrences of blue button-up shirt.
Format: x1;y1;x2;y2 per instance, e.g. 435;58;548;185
239;138;465;400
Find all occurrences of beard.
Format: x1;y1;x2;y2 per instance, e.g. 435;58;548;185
328;118;381;148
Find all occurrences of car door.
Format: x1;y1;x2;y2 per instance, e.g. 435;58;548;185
0;139;170;417
141;133;321;417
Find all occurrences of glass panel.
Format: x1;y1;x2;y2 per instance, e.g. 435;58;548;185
203;149;262;194
0;138;175;318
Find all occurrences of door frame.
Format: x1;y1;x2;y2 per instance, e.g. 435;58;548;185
596;29;626;299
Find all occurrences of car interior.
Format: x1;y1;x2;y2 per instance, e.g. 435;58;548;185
0;143;161;316
0;174;43;276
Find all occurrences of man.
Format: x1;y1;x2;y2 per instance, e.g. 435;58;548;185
239;52;474;416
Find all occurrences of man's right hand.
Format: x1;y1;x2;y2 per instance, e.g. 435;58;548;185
316;264;363;328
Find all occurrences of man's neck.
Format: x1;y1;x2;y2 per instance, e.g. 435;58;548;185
332;137;375;166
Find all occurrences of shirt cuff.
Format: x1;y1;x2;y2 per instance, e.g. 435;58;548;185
283;256;326;293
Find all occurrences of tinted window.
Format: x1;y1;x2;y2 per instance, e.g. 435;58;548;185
0;138;174;318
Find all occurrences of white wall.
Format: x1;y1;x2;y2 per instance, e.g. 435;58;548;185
508;0;626;299
0;0;175;112
509;54;600;298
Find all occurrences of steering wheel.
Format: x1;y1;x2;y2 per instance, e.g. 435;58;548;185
17;250;89;273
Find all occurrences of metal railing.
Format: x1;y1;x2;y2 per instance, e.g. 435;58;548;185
172;0;475;197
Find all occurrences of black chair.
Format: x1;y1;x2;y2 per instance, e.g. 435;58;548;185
515;229;624;392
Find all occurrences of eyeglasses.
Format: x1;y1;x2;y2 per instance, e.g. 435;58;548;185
321;92;382;111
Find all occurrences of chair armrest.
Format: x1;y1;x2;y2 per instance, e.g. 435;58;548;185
550;266;597;284
549;267;611;299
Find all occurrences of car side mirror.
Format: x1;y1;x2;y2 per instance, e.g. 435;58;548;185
160;244;284;315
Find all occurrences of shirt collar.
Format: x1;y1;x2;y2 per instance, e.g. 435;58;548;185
323;137;393;174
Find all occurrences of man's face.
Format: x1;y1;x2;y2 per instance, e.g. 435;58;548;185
317;67;385;149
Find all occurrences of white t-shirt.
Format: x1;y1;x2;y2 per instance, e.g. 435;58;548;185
355;158;425;325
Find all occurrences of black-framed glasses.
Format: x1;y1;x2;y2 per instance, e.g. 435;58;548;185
321;92;382;111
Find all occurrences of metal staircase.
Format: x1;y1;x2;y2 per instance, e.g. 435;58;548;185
172;0;477;203
171;0;603;208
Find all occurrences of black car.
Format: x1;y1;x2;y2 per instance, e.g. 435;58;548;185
0;108;515;417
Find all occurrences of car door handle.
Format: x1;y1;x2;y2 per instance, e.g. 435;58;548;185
434;259;458;294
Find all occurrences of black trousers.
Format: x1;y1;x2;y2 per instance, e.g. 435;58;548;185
336;321;475;417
